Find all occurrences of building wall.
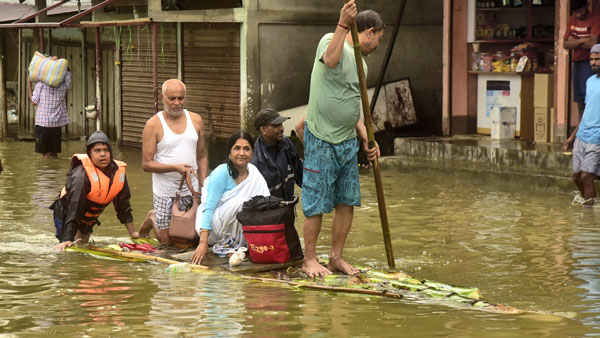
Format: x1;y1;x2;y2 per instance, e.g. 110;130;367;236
18;32;116;139
249;0;444;135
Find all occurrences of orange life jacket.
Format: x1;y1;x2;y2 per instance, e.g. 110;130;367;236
60;154;127;227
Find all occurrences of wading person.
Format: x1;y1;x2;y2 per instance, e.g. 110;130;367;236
191;131;269;265
139;79;208;244
301;0;382;277
52;131;140;251
563;0;600;150
251;108;303;201
28;62;72;159
567;44;600;206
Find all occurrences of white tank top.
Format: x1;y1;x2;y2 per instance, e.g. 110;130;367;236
152;109;199;197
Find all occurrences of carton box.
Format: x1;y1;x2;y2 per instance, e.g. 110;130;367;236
534;73;554;108
534;107;551;143
491;107;516;139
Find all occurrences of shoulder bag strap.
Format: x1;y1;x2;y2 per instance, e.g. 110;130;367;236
177;169;201;197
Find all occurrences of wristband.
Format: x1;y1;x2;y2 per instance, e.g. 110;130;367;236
337;23;349;30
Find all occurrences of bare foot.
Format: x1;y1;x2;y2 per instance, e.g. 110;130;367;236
302;258;332;278
328;257;359;275
138;210;156;238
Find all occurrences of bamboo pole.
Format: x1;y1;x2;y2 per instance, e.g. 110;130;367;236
347;3;395;268
39;28;45;54
115;29;122;145
242;275;403;299
95;27;101;131
81;246;210;270
368;0;407;114
152;22;158;113
81;27;87;136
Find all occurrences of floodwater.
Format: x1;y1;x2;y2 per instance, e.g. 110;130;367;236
0;139;599;337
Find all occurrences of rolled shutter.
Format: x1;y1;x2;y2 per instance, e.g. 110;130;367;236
121;23;177;147
183;23;241;138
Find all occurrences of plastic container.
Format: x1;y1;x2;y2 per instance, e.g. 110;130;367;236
165;262;192;273
510;52;518;71
472;51;481;71
495;51;506;63
481;53;494;72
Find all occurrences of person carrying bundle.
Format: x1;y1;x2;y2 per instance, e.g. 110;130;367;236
28;54;71;159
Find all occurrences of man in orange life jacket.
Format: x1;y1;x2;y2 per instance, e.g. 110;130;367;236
52;130;140;251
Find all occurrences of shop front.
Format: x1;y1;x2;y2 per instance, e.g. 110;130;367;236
446;0;582;144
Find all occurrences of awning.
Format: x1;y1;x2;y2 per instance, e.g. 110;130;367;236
0;0;139;29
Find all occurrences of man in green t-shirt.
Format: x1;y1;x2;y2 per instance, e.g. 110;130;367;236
301;0;384;278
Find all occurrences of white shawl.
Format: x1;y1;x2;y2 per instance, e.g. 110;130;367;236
196;163;270;256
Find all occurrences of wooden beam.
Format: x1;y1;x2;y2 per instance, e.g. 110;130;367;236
149;7;245;23
115;28;122;144
0;23;61;29
152;22;158;113
60;0;119;26
95;27;101;131
109;0;147;6
76;17;151;27
81;27;87;136
15;0;70;23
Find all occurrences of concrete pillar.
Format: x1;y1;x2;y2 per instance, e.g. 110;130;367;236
242;0;259;131
554;0;569;143
451;0;470;134
442;0;451;136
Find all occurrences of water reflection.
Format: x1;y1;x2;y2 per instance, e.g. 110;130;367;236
1;140;600;336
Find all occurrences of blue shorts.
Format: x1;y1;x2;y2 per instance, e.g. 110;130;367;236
573;60;594;103
301;125;360;217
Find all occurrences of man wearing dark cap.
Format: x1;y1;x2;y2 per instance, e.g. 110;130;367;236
51;130;140;251
566;44;600;206
251;108;303;201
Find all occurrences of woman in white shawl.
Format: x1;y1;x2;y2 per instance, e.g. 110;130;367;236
191;131;270;265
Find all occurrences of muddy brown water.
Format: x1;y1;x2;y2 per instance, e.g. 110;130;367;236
0;139;599;337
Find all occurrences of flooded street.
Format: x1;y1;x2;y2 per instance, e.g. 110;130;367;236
1;139;600;337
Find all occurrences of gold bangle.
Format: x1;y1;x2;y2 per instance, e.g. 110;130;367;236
200;229;210;233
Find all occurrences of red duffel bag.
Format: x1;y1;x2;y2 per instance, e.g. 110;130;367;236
237;195;303;264
241;223;290;263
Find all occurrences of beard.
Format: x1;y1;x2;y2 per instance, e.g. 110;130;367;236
165;107;184;116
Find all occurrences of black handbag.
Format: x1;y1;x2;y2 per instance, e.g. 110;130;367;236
236;195;303;263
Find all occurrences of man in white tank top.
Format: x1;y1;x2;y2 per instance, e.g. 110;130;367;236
139;79;208;244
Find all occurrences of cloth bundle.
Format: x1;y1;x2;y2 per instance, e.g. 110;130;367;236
28;51;69;87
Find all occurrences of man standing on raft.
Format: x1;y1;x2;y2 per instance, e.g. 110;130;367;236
301;0;383;277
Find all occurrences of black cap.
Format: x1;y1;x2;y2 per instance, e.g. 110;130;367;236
86;130;112;158
255;108;290;129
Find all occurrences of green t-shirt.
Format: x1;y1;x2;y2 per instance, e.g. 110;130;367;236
306;33;367;144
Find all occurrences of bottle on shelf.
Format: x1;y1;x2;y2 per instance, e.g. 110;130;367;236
472;43;481;71
510;52;518;71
